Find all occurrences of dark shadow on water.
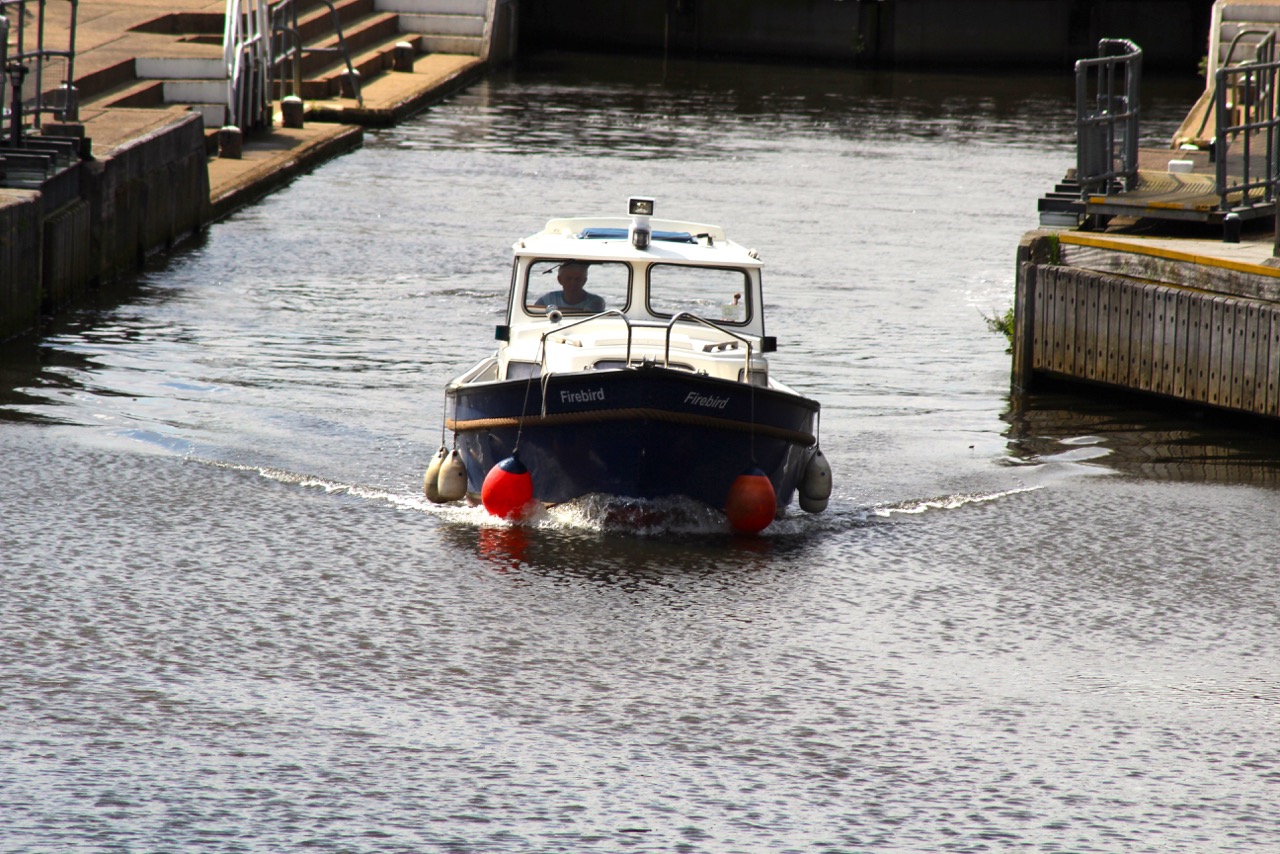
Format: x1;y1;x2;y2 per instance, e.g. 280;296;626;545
0;236;208;427
1004;378;1280;486
392;50;1201;160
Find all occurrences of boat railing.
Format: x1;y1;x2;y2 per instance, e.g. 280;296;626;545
1075;37;1142;197
540;310;636;367
537;310;753;378
664;312;753;380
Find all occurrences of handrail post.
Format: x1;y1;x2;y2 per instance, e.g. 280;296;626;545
34;0;45;130
1216;65;1229;209
8;55;26;146
64;0;78;117
1;13;9;143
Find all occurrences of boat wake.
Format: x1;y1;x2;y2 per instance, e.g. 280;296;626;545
865;485;1042;519
194;458;481;520
541;494;729;535
194;459;1042;538
194;458;799;535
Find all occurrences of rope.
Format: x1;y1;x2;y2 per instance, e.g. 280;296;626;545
446;407;815;447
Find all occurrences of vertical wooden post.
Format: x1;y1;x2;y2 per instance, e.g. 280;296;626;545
1011;234;1051;395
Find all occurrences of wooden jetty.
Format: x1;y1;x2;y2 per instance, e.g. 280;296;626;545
1013;229;1280;419
1019;0;1280;421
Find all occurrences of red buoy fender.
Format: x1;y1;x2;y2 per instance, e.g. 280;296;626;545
725;466;776;534
481;455;535;520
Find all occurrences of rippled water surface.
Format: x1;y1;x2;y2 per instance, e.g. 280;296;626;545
3;53;1278;852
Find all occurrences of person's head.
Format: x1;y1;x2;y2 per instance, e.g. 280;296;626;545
557;262;589;300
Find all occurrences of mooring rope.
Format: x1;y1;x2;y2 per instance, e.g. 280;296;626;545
446;407;815;446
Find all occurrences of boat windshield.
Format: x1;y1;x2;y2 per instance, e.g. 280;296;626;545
647;263;751;325
524;260;631;314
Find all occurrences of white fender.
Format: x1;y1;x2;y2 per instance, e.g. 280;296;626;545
437;449;468;502
799;447;832;513
424;446;447;503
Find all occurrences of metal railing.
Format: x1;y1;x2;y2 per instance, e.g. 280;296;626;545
268;0;361;107
1075;38;1142;197
223;0;363;129
664;312;753;378
224;0;271;131
1190;29;1275;143
1214;54;1280;212
534;309;755;383
1;0;79;143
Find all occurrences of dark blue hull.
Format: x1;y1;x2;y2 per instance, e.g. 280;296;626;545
447;364;819;511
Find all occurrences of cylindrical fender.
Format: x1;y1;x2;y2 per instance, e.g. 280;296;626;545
799;447;832;513
437;449;469;502
424;446;448;503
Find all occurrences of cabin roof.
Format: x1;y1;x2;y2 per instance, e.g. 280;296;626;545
514;216;763;268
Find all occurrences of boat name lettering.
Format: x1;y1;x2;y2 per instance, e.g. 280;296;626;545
684;392;730;409
561;388;606;404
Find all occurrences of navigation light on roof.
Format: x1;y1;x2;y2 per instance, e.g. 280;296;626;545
628;196;654;250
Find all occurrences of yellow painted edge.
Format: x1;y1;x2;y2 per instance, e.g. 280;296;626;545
1057;232;1280;279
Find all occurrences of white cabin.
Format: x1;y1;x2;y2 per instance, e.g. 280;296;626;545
481;209;776;389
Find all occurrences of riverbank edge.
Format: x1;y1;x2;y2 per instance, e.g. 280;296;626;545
1012;228;1280;421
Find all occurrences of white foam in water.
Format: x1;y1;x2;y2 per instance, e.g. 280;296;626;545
869;485;1041;517
195;458;487;523
194;459;830;536
543;493;729;535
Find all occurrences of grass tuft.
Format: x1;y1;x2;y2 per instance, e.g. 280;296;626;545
981;305;1015;354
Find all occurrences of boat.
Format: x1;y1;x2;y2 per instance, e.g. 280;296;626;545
430;197;831;532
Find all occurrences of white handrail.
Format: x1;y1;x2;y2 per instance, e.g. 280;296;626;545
223;0;271;130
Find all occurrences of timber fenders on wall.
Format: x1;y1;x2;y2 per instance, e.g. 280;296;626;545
519;0;1214;69
1013;231;1280;421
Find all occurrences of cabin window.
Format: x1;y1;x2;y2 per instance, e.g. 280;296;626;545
524;260;631;315
506;360;542;380
647;264;751;325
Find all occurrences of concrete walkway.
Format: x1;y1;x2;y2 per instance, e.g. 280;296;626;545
8;0;484;217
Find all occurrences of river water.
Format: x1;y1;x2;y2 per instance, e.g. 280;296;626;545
3;53;1278;853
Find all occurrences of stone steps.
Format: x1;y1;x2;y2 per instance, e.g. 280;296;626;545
376;0;487;55
76;0;491;141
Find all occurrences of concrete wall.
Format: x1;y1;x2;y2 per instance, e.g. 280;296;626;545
520;0;1213;69
0;111;209;342
87;112;210;283
0;193;44;340
887;0;1208;68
